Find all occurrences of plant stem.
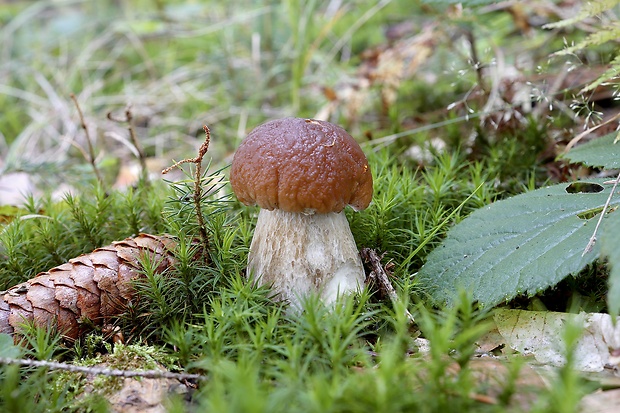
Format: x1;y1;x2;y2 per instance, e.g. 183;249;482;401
361;247;415;324
193;148;210;261
108;106;150;186
465;29;486;92
70;93;104;186
162;126;212;263
583;170;620;256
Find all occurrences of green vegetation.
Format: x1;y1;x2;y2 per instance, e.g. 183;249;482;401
1;0;620;411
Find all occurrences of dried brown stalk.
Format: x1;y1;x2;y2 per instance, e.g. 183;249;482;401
70;93;104;186
162;125;212;263
464;29;486;93
361;247;415;324
108;105;149;185
0;234;177;341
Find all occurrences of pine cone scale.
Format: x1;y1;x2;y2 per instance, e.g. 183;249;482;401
55;284;79;315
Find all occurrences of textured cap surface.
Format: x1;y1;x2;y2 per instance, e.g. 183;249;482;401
230;118;373;214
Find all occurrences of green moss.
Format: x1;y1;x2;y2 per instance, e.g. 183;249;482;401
0;0;608;410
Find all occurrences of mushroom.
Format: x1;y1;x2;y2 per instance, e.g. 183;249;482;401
230;117;373;308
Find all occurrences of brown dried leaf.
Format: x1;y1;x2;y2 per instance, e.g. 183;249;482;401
318;24;439;125
467;358;545;410
581;389;620;413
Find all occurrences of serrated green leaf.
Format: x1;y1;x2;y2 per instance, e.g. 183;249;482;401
562;133;620;169
417;179;620;308
601;203;620;316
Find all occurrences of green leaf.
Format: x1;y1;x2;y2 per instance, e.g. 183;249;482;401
601;205;620;316
417;179;620;308
0;333;22;358
562;133;620;169
0;205;24;224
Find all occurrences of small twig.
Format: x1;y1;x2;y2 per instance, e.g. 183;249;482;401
108;106;149;185
465;29;486;92
0;356;206;381
162;126;212;263
361;248;415;324
70;93;104;186
583;170;620;256
469;392;498;405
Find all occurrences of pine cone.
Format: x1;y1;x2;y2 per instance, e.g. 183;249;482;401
0;234;177;341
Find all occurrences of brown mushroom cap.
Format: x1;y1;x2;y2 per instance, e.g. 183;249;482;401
230;118;373;214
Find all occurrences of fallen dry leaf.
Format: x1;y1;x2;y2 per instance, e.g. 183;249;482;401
316;24;439;126
494;309;620;372
104;368;187;413
467;357;546;410
580;389;620;413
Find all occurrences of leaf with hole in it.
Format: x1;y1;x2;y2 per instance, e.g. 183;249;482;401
601;209;620;316
562;133;620;169
417;179;620;308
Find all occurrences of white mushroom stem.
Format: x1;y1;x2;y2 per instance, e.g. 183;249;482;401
247;209;366;309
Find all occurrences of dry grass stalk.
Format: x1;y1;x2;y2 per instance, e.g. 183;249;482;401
162;125;212;263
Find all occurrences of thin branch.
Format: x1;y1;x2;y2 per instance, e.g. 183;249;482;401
0;356;206;381
70;93;104;186
465;29;486;92
582;170;620;256
108;106;149;185
361;248;415;324
162;125;212;263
